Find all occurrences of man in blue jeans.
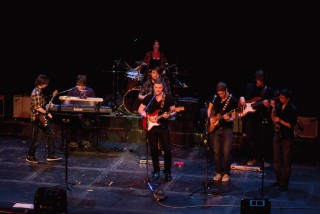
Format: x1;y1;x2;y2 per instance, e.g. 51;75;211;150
207;82;238;182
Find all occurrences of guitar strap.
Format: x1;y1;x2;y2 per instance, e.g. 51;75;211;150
222;94;232;114
160;92;165;111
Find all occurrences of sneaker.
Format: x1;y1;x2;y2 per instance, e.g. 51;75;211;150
26;156;38;164
213;173;222;181
247;159;256;166
222;174;230;182
47;155;62;161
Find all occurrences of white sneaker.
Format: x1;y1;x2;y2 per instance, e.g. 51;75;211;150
213;173;222;181
222;174;230;182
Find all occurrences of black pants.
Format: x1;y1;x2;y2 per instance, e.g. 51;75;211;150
147;126;172;174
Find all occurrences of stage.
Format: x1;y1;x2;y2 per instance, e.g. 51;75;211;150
0;112;320;213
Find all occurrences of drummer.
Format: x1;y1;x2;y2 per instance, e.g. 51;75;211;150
138;67;171;101
141;39;168;73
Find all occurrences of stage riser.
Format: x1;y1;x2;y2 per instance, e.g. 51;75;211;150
0;117;201;146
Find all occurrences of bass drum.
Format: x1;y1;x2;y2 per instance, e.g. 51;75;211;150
123;88;141;115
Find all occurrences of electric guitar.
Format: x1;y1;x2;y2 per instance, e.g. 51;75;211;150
208;106;243;133
142;106;184;131
237;97;263;117
37;90;58;127
237;96;279;117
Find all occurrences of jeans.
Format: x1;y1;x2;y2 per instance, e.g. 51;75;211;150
28;122;56;157
209;128;233;175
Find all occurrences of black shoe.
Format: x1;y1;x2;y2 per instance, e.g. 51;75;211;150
47;155;62;161
26;156;38;164
165;173;172;182
152;172;160;180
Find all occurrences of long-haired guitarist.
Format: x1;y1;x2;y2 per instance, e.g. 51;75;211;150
26;74;62;164
138;78;176;182
206;82;238;183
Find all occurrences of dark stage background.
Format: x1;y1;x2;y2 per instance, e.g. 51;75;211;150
1;5;318;119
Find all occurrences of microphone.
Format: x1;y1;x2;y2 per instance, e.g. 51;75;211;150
212;95;217;103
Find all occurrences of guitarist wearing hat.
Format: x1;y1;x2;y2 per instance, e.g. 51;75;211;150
206;82;238;183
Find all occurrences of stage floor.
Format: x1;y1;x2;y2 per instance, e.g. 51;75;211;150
0;135;320;214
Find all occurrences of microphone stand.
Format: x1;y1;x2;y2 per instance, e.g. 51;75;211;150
140;93;167;202
189;118;217;196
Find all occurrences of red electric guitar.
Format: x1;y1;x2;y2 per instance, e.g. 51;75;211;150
142;106;184;131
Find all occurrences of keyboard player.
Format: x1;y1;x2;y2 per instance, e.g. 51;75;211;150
66;74;96;148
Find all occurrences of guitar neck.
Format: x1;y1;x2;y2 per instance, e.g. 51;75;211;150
156;110;174;120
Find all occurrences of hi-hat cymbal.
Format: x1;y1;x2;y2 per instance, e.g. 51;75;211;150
135;61;147;66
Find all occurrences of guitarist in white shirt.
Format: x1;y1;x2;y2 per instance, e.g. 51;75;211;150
206;82;238;182
138;78;176;182
26;74;62;164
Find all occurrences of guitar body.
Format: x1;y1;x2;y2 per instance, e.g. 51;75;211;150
208;114;221;133
208;106;243;134
141;107;185;131
37;90;58;127
141;110;160;130
238;97;262;117
37;113;48;127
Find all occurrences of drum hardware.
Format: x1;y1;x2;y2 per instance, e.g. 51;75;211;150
110;59;128;115
122;88;141;116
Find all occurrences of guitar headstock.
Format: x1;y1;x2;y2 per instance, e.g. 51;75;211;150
176;106;185;112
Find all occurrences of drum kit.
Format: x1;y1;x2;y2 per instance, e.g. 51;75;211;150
107;59;188;116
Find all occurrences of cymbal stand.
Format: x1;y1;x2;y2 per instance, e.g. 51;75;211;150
111;60;128;115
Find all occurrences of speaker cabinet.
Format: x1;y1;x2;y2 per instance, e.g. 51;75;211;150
294;116;318;138
34;187;67;214
175;97;199;121
241;198;271;214
13;95;31;118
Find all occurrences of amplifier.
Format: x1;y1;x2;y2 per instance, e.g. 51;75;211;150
241;198;271;214
175;97;199;121
13;95;31;118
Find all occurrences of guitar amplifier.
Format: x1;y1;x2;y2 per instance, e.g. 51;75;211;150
175;97;199;121
241;198;271;214
13;95;31;119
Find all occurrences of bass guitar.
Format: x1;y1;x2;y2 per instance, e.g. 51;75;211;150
142;106;184;131
37;90;58;127
208;106;243;133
